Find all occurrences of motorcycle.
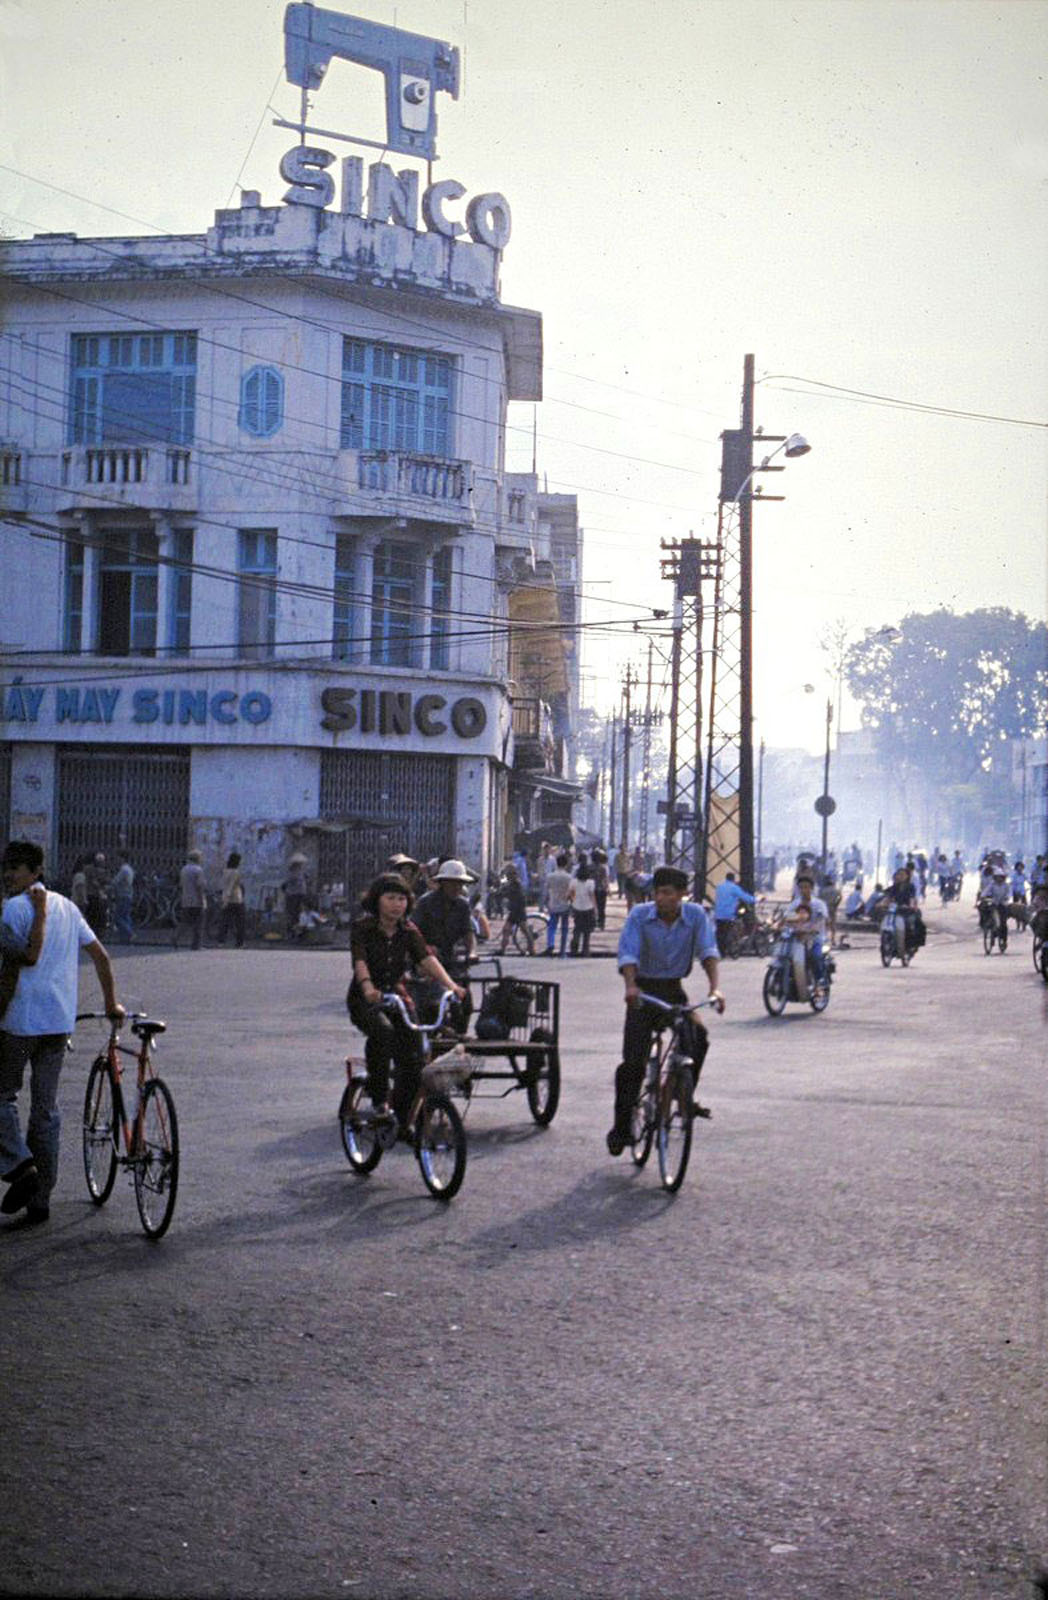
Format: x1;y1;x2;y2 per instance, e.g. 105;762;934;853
880;905;919;966
762;926;835;1016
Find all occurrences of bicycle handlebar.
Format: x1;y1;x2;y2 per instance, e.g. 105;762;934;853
381;990;458;1031
636;992;717;1015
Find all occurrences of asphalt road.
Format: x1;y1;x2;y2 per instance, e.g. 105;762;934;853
2;899;1046;1599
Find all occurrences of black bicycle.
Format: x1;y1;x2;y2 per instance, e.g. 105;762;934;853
628;994;716;1194
339;990;468;1200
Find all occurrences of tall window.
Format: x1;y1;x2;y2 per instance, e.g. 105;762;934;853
70;332;196;445
341;338;452;457
431;546;453;670
238;530;277;660
64;534;85;652
97;529;159;656
333;534;356;661
371;541;418;667
239;365;284;437
169;530;193;656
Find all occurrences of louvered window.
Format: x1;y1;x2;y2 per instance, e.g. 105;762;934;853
239;365;284;437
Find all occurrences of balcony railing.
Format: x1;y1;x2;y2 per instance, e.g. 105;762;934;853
59;447;195;509
511;696;555;769
357;450;470;506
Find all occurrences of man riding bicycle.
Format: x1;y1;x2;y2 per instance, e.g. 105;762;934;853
607;865;725;1157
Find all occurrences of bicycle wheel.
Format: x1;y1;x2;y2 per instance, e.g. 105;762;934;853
513;913;548;955
982;924;995;956
880;931;894;968
83;1058;118;1204
1040;940;1048;984
133;1078;179;1239
630;1085;655;1167
338;1082;383;1174
657;1062;694;1194
762;964;788;1016
415;1093;466;1200
1032;935;1043;974
753;927;773;958
131;892;154;930
525;1034;560;1126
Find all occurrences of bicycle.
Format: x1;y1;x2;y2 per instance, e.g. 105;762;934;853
338;990;468;1200
79;1011;180;1239
979;900;1008;955
498;908;548;956
627;994;716;1194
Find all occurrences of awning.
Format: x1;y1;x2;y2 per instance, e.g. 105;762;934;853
528;774;585;801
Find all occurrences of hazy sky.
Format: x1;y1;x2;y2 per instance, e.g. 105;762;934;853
1;0;1045;752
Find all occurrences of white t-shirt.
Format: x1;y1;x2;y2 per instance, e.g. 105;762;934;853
2;889;96;1036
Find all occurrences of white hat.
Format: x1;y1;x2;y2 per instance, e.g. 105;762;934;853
434;858;472;882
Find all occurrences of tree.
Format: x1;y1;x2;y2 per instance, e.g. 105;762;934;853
845;607;1047;796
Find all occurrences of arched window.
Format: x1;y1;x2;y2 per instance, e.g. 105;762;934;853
239;365;284;437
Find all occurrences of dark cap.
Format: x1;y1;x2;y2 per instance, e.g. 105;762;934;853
652;865;689;890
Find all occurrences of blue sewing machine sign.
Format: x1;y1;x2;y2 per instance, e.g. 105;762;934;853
284;3;460;161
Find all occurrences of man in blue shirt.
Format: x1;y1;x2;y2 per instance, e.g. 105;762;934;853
712;871;755;953
608;864;725;1156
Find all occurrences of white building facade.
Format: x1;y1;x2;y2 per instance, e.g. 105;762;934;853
0;164;546;900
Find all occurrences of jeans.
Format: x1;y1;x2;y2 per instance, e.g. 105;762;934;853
0;1031;67;1196
809;934;827;982
546;908;570;955
113;894;134;943
570;908;595;955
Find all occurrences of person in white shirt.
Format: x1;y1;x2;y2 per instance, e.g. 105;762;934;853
569;859;598;956
0;840;123;1223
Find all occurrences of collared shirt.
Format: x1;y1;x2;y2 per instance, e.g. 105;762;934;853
617;900;718;977
349;913;429;992
410;889;472;967
179;861;206;908
713;880;754;920
1;889;96;1036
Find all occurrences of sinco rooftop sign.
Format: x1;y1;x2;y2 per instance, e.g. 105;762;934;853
276;4;510;249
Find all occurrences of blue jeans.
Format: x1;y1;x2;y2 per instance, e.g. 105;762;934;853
0;1031;67;1196
546;908;570;955
809;934;827;983
113;894;133;942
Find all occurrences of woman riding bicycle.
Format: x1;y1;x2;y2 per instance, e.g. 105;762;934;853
347;873;466;1128
607;864;725;1156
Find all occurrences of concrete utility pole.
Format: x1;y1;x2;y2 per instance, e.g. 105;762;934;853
638;640;654;853
608;714;618;848
710;353;808;893
738;353;756;893
620;664;634;850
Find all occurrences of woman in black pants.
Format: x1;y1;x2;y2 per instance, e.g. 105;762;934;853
347;873;466;1126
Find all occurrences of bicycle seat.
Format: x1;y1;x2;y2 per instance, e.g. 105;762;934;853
131;1019;167;1040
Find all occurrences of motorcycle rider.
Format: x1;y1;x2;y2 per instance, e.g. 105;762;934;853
783;870;829;991
884;865;920;954
980;867;1011;950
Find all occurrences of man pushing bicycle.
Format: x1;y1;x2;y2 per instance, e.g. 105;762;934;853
607;864;725;1156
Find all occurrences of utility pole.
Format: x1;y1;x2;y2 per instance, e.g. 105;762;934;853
709;353;803;893
620;664;634;851
608;714;618;849
638;639;655;853
738;353;756;893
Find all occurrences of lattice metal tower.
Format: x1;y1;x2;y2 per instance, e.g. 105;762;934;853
660;537;719;884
